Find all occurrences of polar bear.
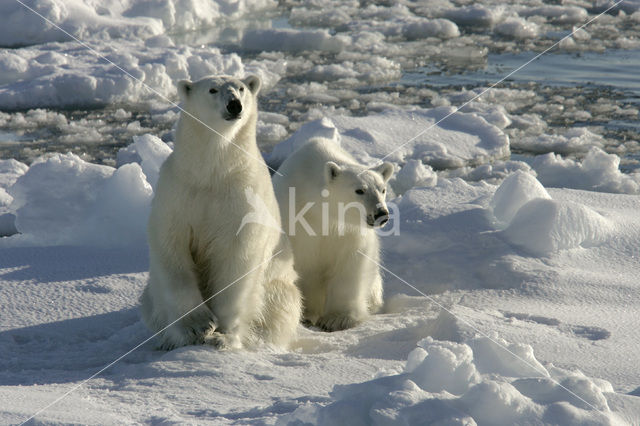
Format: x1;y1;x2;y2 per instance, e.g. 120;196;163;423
140;75;302;350
272;138;394;331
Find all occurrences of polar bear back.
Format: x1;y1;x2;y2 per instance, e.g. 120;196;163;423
273;137;359;201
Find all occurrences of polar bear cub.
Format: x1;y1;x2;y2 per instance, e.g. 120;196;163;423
272;138;394;331
140;75;301;350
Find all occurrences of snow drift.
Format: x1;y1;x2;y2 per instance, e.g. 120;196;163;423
7;134;170;246
282;336;621;425
489;171;612;255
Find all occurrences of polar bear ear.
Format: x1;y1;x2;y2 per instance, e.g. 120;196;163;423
372;162;394;183
177;80;193;100
324;161;342;183
243;75;261;95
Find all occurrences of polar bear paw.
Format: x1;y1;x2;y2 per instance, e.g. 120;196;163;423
182;307;218;337
157;308;218;350
317;312;360;332
204;331;242;350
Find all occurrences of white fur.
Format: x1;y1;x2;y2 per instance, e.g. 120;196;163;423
272;138;393;331
140;75;301;350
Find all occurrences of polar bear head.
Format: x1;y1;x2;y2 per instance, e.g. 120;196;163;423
177;74;261;137
324;160;394;229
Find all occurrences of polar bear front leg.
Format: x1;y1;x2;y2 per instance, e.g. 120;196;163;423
367;271;384;314
297;271;326;325
206;265;262;350
146;245;218;350
206;236;267;349
316;252;369;332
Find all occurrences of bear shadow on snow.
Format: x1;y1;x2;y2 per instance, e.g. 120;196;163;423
380;206;538;297
0;308;151;386
0;245;149;283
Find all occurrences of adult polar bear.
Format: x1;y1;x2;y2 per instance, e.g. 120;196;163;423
140;75;301;350
273;138;393;331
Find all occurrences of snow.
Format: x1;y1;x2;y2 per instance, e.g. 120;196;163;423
3;0;637;166
495;17;540;40
3;122;640;423
513;127;606;155
401;18;460;40
490;170;551;227
241;28;349;53
0;159;27;236
268;107;510;170
391;159;438;196
0;0;276;47
116;133;172;189
518;5;588;25
0;39;264;109
8;153;152;247
282;336;624;425
2;0;640;423
490;170;614;255
442;4;506;27
267;117;340;167
503;197;612;255
533;147;640;194
0;158;28;190
305;57;402;84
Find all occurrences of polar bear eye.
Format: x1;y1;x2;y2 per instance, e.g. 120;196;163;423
209;88;218;94
382;188;386;194
239;87;245;92
355;189;365;195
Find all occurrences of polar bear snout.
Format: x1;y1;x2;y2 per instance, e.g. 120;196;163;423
225;98;243;120
368;207;390;227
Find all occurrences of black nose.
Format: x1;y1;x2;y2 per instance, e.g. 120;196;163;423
227;99;242;116
374;209;389;225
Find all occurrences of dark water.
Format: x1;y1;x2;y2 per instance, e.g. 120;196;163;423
1;16;638;172
406;49;640;94
403;49;640;171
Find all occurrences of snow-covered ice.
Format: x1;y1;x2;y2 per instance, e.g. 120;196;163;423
0;0;277;47
242;28;349;53
491;172;613;255
8;152;152;247
533;147;640;195
283;336;625;425
116;133;172;189
2;120;640;423
2;0;640;424
0;39;276;109
2;0;639;169
268;107;510;170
